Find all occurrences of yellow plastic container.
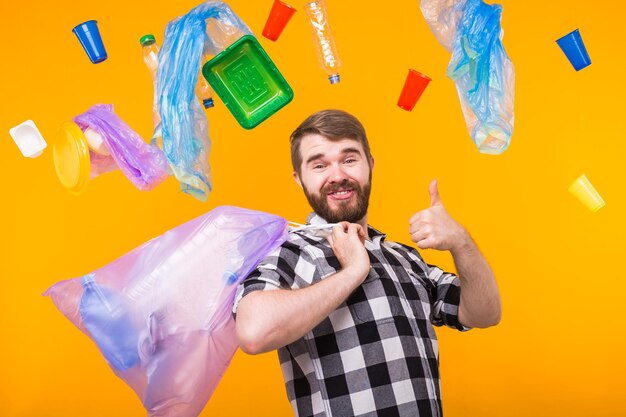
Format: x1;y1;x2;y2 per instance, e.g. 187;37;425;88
53;122;91;195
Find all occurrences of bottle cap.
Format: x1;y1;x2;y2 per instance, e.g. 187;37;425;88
140;34;156;46
329;74;340;84
203;98;215;109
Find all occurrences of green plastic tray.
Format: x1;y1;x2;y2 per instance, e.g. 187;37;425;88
202;35;294;130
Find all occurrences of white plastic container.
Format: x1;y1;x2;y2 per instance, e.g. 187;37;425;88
9;120;47;158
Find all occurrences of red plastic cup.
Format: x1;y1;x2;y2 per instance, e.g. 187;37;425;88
262;0;297;41
397;69;432;111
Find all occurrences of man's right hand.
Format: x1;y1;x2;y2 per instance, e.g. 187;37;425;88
237;222;371;354
326;222;370;282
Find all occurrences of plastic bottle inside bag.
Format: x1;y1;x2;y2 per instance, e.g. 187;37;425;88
79;274;141;371
84;127;110;156
304;0;341;84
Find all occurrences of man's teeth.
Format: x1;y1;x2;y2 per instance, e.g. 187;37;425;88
332;190;350;195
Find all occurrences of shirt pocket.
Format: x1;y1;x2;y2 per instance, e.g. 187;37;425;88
347;266;403;324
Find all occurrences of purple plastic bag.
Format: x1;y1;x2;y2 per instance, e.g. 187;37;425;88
73;104;169;191
45;206;288;417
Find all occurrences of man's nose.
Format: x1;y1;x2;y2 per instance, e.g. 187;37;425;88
327;163;348;183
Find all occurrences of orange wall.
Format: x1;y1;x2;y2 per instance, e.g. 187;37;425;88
1;0;624;416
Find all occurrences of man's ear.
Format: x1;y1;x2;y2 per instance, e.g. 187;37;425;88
292;171;303;188
370;156;375;170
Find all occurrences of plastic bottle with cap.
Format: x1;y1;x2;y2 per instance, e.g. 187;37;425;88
79;274;141;371
304;0;341;84
140;34;163;132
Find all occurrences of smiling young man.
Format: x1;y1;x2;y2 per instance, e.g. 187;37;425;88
233;109;501;417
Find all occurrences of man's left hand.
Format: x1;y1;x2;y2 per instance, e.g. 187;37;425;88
409;179;470;253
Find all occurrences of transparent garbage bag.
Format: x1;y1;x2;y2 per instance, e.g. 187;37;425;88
157;1;251;201
73;104;169;190
45;206;288;417
421;0;515;154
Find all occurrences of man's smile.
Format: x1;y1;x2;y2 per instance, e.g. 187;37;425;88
327;188;354;201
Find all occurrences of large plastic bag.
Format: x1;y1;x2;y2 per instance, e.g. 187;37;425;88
45;206;288;417
156;1;252;201
420;0;515;154
74;104;169;191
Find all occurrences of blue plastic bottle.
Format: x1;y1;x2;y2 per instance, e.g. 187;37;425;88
79;274;141;371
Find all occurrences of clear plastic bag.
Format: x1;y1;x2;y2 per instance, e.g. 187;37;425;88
45;206;288;417
156;1;251;201
420;0;515;154
73;104;169;191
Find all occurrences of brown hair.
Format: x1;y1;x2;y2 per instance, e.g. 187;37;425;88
290;109;372;175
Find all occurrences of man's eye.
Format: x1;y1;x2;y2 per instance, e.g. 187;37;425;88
313;164;325;169
345;158;357;164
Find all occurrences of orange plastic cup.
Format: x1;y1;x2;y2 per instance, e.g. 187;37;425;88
397;69;432;111
262;0;297;41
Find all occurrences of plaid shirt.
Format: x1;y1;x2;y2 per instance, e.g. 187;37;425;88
233;213;469;417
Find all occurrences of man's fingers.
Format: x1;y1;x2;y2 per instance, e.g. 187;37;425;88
350;224;367;244
338;221;350;232
411;229;427;243
409;212;422;224
417;237;434;250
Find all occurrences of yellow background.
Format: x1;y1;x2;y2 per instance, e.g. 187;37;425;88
1;0;624;415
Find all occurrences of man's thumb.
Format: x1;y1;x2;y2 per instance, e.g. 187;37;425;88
429;179;442;206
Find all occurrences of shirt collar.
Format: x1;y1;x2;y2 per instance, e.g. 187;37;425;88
306;212;386;241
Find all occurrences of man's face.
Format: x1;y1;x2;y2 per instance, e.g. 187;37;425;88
294;134;373;224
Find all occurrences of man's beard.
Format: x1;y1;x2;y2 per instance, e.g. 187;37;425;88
303;177;372;224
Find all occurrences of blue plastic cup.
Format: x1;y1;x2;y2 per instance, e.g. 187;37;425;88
72;20;108;64
556;29;591;71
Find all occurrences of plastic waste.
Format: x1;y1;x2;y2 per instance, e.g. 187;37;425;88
304;0;341;84
44;206;288;417
140;34;161;131
73;104;169;191
79;274;141;371
9;120;47;158
420;0;515;154
202;35;294;129
83;127;110;156
156;1;251;201
288;221;338;238
142;33;216;110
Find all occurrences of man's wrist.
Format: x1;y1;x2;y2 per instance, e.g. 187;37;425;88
450;229;474;256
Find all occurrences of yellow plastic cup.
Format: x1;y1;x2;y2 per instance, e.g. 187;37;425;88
568;174;605;212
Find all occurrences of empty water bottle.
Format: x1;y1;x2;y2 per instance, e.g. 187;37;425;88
304;0;342;84
79;274;141;371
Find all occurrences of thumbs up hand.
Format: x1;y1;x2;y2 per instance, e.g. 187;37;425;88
409;179;470;253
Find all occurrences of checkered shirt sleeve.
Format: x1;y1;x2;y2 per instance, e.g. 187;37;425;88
232;240;318;314
395;243;470;331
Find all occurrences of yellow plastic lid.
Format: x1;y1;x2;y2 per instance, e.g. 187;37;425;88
53;122;91;195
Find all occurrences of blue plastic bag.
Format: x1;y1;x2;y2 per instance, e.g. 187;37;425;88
45;206;288;417
157;1;252;201
421;0;515;154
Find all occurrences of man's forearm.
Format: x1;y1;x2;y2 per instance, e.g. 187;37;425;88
235;268;365;354
451;236;501;328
